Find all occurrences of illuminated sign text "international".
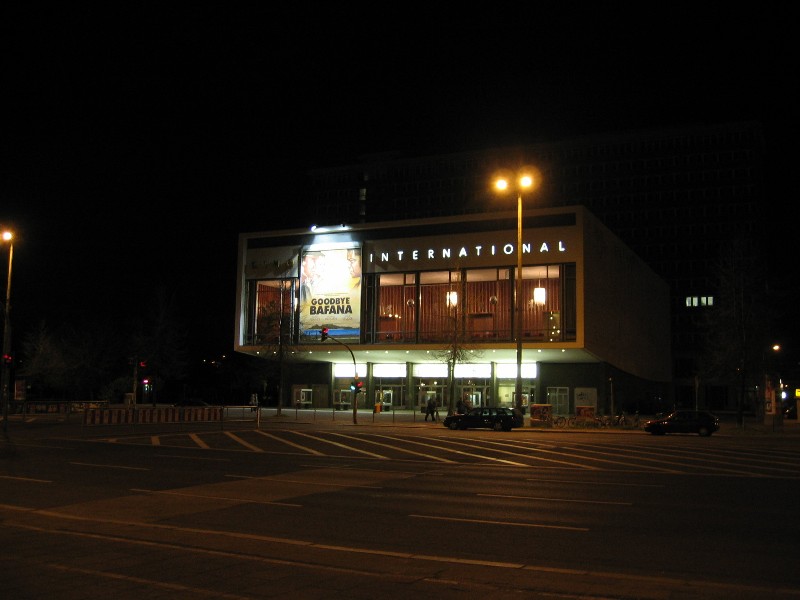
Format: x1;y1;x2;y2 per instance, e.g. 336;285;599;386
369;241;566;264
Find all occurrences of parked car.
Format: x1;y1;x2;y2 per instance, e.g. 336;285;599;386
644;410;720;436
443;407;524;431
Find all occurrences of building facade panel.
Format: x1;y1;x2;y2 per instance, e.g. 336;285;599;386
236;206;671;417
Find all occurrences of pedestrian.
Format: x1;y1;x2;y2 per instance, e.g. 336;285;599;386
425;396;437;421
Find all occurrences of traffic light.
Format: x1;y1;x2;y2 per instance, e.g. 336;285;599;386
351;377;364;393
320;327;329;342
2;353;12;366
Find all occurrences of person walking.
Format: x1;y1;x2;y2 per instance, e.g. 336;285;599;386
425;396;437;422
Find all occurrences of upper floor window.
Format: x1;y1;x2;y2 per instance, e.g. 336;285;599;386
685;296;714;308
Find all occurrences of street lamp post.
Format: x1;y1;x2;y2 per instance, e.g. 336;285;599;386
1;231;14;433
764;343;782;420
493;173;535;413
320;332;361;424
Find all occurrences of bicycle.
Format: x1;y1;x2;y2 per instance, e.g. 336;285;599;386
587;414;624;427
551;415;575;427
593;414;613;427
609;413;628;427
603;412;640;428
533;413;571;428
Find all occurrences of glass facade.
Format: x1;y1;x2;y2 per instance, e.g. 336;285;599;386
244;261;575;347
368;265;568;344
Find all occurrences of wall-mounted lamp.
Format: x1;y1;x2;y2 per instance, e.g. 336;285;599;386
446;291;458;307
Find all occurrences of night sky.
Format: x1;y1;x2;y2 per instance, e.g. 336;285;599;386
2;6;795;363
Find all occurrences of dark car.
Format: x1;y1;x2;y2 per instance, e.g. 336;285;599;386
443;407;523;431
644;410;720;436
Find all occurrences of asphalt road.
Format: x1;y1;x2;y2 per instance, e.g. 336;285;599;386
2;415;799;599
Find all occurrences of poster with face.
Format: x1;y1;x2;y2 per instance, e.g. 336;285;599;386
299;247;361;338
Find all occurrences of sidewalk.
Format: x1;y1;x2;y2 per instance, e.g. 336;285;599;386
254;408;800;435
3;408;798;442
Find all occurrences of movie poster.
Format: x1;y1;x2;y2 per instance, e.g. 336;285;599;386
299;247;361;338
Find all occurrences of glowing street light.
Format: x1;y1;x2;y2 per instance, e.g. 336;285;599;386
493;171;538;413
1;230;14;433
765;343;784;420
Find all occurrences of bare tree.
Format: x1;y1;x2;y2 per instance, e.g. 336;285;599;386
20;321;69;400
60;317;122;401
129;287;190;403
431;295;483;415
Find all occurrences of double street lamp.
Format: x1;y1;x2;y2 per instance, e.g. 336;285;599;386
493;171;537;413
1;230;13;433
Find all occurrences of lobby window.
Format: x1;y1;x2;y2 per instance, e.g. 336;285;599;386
371;264;572;344
418;270;461;342
376;273;416;342
519;265;562;340
248;278;297;346
464;268;510;340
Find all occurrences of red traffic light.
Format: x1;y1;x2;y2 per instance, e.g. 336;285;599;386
320;327;329;342
351;377;363;392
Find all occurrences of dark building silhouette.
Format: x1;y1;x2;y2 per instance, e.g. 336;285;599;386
295;121;767;412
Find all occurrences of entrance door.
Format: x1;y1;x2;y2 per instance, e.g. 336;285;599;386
458;386;483;410
547;386;570;416
335;389;352;410
417;386;445;412
375;386;402;410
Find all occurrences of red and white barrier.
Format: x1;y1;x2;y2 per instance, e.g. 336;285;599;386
83;407;223;426
83;408;135;425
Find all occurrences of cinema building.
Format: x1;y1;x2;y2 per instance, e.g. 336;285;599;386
234;205;671;418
